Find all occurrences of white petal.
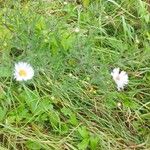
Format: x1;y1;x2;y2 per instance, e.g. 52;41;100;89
14;62;34;81
111;68;120;79
111;68;129;91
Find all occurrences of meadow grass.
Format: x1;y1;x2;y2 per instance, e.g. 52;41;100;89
0;0;150;149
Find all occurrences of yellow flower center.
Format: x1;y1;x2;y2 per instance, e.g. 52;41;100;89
19;69;27;77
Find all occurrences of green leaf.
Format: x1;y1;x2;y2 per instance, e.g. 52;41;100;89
89;136;99;150
61;32;75;51
78;126;89;139
78;138;89;150
69;114;78;125
0;85;6;99
20;90;39;114
15;105;30;122
82;0;90;7
119;94;140;109
61;107;72;116
49;110;60;129
61;107;78;125
61;123;69;134
123;98;139;109
0;106;7;122
141;113;150;120
37;98;53;114
0;66;11;77
26;141;42;150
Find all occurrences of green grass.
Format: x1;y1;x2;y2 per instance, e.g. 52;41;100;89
0;0;150;149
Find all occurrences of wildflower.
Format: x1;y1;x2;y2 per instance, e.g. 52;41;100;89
111;68;128;91
74;27;80;33
64;1;68;5
46;82;50;86
68;73;79;80
14;62;34;81
135;38;140;44
69;73;73;78
105;16;109;19
117;102;122;108
86;77;90;81
51;96;55;100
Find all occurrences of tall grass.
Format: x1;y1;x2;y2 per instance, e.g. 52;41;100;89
0;0;150;149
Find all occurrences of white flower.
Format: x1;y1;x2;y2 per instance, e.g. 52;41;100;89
74;27;80;33
51;96;55;100
111;68;128;91
68;73;73;77
64;1;68;5
117;102;122;108
68;73;79;80
14;62;34;81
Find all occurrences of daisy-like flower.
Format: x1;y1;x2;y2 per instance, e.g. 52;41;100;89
14;62;34;81
111;68;128;91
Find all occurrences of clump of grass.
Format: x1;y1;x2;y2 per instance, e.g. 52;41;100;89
0;0;150;149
